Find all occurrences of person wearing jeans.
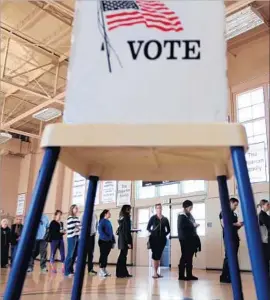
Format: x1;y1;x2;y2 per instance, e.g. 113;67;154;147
116;205;133;278
98;210;115;277
64;205;80;277
27;214;49;273
87;213;98;275
49;210;66;273
10;216;23;266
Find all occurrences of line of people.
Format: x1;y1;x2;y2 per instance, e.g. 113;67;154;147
1;198;269;281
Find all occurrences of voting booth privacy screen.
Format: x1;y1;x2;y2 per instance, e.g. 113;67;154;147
64;0;228;124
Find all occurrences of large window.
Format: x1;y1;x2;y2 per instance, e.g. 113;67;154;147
137;208;150;237
159;183;179;196
171;203;206;237
236;87;269;182
136;181;156;199
181;180;205;194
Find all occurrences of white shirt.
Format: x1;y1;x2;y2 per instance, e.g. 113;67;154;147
90;214;98;236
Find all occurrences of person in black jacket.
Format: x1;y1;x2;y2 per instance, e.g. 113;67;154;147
177;200;201;281
10;216;23;265
258;199;270;276
147;203;170;279
219;197;243;283
116;205;133;278
1;219;11;268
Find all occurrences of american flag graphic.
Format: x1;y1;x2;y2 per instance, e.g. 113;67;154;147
102;0;183;32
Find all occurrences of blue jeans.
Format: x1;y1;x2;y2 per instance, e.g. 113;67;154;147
11;245;18;265
50;239;65;263
64;236;78;276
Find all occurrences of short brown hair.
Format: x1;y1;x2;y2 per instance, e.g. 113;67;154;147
155;203;162;209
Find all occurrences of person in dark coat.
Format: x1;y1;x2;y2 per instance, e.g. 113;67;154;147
258;199;270;276
10;216;23;265
1;219;11;268
219;197;243;283
177;200;201;281
116;205;133;278
147;203;170;279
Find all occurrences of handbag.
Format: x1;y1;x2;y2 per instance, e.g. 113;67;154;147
43;227;51;242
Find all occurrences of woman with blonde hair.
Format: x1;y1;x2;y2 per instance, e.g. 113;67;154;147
1;219;11;268
64;205;81;277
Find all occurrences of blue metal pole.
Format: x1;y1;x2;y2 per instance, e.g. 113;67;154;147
3;147;60;300
231;146;270;300
217;175;244;300
71;176;99;300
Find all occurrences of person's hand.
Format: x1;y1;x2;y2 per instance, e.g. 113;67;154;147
195;223;200;228
235;222;243;227
128;244;132;249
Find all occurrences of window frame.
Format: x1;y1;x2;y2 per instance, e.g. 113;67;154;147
233;82;269;183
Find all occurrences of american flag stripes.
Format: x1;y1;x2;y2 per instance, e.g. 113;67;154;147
102;0;183;32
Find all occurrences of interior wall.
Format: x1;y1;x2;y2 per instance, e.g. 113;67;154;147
0;32;269;267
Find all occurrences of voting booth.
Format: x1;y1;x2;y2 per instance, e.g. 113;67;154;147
5;1;269;300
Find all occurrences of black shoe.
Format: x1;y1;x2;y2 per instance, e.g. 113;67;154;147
186;275;198;281
126;274;133;278
220;277;231;283
178;276;188;281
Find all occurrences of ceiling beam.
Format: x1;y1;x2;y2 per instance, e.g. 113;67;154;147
8;62;53;79
225;0;255;16
5;128;40;139
1;78;52;100
0;26;60;61
44;0;74;18
1;91;65;129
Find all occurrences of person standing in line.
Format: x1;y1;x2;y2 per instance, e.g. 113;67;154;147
258;199;270;276
10;216;23;265
27;214;50;273
64;205;81;277
49;210;66;273
219;197;244;283
98;209;115;277
1;219;11;268
177;200;201;281
116;205;133;278
147;203;170;279
86;213;98;276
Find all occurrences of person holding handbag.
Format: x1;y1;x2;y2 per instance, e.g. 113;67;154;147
258;199;270;276
147;203;170;279
116;205;133;278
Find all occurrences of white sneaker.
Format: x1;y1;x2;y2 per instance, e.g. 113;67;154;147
99;269;107;277
104;269;111;276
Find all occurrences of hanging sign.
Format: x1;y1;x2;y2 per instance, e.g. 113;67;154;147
16;194;26;216
142;181;177;187
117;181;132;206
246;142;267;183
72;172;86;206
101;181;117;203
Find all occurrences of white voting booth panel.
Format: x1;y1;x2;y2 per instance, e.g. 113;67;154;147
64;0;227;124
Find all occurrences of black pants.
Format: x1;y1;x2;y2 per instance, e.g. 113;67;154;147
262;242;270;275
87;234;96;272
116;247;129;277
98;240;112;268
179;240;195;277
1;244;9;267
221;239;239;280
28;240;47;270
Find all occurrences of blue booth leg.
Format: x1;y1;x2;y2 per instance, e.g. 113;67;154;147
231;146;270;300
217;175;243;300
71;176;99;300
3;147;60;300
